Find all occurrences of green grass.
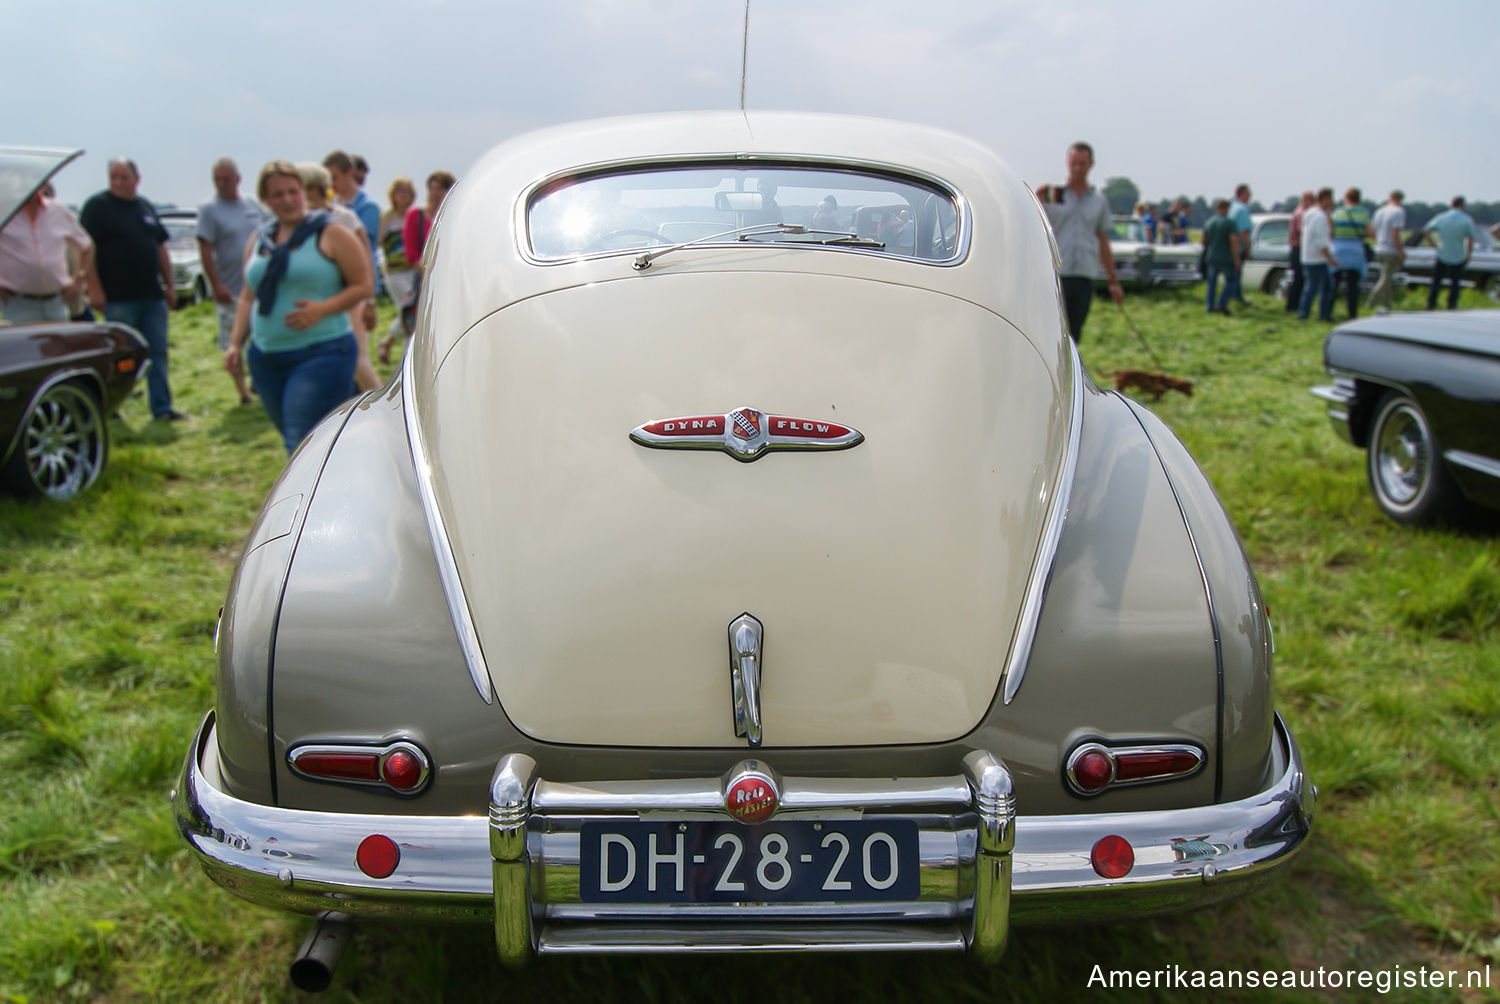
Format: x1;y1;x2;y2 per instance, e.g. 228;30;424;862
3;290;1499;1002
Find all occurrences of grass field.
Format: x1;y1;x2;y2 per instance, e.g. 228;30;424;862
2;286;1498;1002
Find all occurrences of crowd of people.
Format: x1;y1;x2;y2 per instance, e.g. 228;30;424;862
4;142;1495;446
0;152;456;452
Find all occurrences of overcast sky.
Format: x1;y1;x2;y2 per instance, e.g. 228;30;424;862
9;0;1499;213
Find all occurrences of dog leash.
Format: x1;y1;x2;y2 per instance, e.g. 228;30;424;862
1115;302;1166;372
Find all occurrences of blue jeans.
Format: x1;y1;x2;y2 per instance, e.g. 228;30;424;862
105;298;171;416
1205;264;1232;312
247;334;357;453
1298;263;1333;320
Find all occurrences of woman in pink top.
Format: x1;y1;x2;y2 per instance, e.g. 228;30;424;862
381;170;454;363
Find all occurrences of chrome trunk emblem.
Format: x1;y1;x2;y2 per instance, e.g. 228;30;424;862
728;613;764;747
630;406;863;463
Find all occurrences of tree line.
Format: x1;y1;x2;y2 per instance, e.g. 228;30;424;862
1100;177;1497;233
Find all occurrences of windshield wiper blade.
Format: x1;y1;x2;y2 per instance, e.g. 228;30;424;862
633;223;806;271
809;232;884;247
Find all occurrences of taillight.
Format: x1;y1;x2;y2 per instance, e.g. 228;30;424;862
1064;741;1204;798
289;740;432;795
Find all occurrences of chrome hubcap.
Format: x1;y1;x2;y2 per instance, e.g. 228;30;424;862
1375;405;1427;506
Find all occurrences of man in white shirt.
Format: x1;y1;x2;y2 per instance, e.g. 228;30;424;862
1366;190;1405;314
1297;188;1339;321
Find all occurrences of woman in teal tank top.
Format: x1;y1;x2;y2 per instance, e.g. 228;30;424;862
223;161;373;453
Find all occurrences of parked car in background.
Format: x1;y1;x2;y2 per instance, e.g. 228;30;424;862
1107;216;1200;288
1242;212;1400;302
1;146;151;500
160;211;207;307
174;112;1312;985
1312;309;1500;524
1400;227;1500;301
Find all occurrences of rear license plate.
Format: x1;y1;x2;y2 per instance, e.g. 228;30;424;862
579;819;919;903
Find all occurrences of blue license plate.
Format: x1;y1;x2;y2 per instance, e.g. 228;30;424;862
579;819;919;903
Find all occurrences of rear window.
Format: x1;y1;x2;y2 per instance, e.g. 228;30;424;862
528;163;960;263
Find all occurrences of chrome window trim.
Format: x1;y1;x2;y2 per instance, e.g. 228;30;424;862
515;153;972;269
999;337;1083;705
401;351;494;703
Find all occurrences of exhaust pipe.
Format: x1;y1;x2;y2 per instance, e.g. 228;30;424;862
289;911;351;992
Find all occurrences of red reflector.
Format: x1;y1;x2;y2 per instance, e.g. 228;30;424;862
1072;750;1114;791
356;834;400;878
382;749;422;790
116;358;137;373
1114;750;1200;782
1091;834;1134;879
293;751;380;782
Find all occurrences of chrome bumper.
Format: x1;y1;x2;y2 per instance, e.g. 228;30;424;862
174;713;1312;963
1311;378;1358;444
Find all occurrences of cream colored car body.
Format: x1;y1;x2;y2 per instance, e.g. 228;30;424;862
177;112;1310;969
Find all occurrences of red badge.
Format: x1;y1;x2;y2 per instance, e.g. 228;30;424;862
725;771;779;824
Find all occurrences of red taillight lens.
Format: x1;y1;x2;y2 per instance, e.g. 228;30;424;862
1090;834;1134;878
288;740;432;794
116;358;137;373
356;834;400;878
382;749;423;790
1071;749;1114;792
1114;749;1202;782
292;751;380;782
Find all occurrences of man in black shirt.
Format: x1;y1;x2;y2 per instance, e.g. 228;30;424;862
81;158;181;420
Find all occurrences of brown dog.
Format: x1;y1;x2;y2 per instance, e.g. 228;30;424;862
1107;369;1194;401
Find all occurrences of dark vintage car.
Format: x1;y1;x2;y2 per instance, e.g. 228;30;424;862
174;112;1312;988
1;147;149;499
1312;310;1500;524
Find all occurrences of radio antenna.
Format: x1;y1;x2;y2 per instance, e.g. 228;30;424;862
739;0;751;111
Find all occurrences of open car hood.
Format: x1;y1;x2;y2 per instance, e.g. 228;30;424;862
0;147;83;232
417;270;1071;748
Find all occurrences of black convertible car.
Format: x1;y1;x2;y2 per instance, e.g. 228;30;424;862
1;146;149;500
1313;310;1500;524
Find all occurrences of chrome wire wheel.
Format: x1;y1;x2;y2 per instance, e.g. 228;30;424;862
1366;392;1449;524
11;382;106;500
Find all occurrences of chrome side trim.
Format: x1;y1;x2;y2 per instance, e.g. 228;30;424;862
400;351;493;703
1445;449;1500;481
999;338;1083;705
176;712;1310;952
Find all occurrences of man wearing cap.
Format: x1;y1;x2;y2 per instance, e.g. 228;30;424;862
0;187;100;324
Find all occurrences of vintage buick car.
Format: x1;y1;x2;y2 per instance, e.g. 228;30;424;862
1;146;150;500
1313;309;1500;524
173;113;1312;986
1107;216;1200;289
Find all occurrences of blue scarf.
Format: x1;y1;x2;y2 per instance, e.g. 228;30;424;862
254;211;330;317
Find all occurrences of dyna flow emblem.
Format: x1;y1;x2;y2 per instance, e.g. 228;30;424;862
629;406;863;463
